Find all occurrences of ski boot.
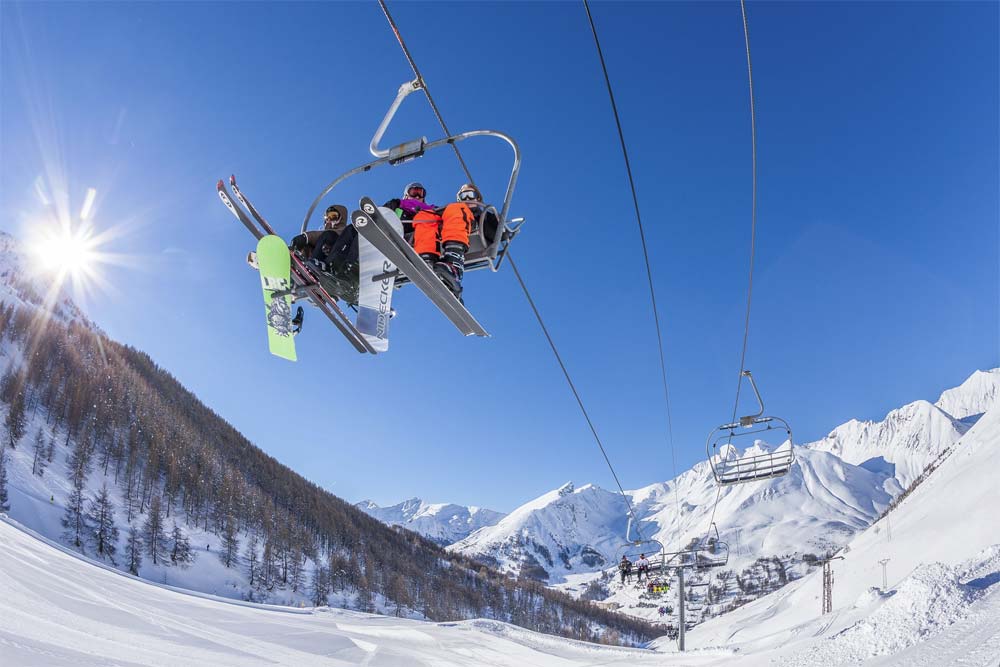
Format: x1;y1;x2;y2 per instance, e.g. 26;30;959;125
291;306;304;335
433;241;467;303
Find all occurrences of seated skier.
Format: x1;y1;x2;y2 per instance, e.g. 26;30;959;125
383;182;436;240
619;555;633;584
291;205;346;262
635;553;651;582
288;205;360;304
411;183;497;302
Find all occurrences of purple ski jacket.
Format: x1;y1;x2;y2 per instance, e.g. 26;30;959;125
398;197;436;218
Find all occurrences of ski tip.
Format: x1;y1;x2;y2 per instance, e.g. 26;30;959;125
229;174;237;186
216;178;225;190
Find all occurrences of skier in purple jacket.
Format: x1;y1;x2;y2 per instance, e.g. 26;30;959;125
383;182;435;240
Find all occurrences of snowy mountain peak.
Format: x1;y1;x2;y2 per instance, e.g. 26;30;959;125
809;398;963;487
356;497;505;546
935;368;1000;421
557;481;575;497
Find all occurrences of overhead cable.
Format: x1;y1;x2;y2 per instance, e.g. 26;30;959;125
583;0;682;546
376;0;644;536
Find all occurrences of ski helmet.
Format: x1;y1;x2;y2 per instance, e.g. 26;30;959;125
456;183;481;203
403;182;426;199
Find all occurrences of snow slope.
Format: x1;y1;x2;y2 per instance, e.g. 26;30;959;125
681;403;1000;664
356;497;505;545
3;430;997;667
0;516;676;667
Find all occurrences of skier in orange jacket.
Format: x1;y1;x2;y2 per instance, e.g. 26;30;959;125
411;183;484;301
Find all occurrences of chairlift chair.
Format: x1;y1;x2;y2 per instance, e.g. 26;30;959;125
706;371;794;486
302;79;526;279
656;524;730;571
613;517;667;599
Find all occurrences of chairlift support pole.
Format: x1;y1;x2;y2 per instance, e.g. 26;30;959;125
677;566;686;651
820;555;844;615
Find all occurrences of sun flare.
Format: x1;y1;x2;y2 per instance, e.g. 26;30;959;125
24;213;119;311
33;224;100;277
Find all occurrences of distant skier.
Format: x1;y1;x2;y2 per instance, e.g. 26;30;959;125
619;555;633;584
636;553;651;582
412;184;498;301
383;182;436;239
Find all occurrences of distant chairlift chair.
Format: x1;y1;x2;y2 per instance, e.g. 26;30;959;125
614;517;668;599
706;370;794;486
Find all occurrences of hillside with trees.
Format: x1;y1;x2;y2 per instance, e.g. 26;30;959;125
0;296;662;646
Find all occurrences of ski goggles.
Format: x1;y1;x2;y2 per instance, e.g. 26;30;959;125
325;210;342;221
458;189;479;202
406;187;426;199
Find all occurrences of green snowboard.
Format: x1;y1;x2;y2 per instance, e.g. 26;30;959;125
256;235;296;361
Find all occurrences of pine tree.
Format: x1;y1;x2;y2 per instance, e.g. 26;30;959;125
169;522;194;568
125;525;143;575
388;573;411;617
66;436;92;490
142;495;167;565
31;428;47;477
87;483;119;563
45;436;55;463
4;388;26;449
220;517;239;568
0;447;10;512
289;548;305;593
310;565;329;607
245;533;260;588
61;486;87;550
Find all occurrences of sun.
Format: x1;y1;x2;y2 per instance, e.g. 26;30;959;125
33;223;100;278
24;212;120;312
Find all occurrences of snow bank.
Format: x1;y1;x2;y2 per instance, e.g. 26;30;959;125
779;547;998;665
782;563;977;664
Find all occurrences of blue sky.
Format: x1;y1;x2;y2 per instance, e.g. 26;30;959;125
2;1;996;513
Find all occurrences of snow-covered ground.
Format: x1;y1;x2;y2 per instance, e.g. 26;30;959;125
2;499;998;666
0;516;676;667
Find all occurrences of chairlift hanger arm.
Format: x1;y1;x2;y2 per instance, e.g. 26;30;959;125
739;370;765;425
370;79;425;158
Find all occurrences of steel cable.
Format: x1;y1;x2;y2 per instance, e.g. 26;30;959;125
704;0;761;543
582;0;683;550
375;0;644;536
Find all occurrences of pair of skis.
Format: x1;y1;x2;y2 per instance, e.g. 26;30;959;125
218;176;378;358
353;198;488;338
